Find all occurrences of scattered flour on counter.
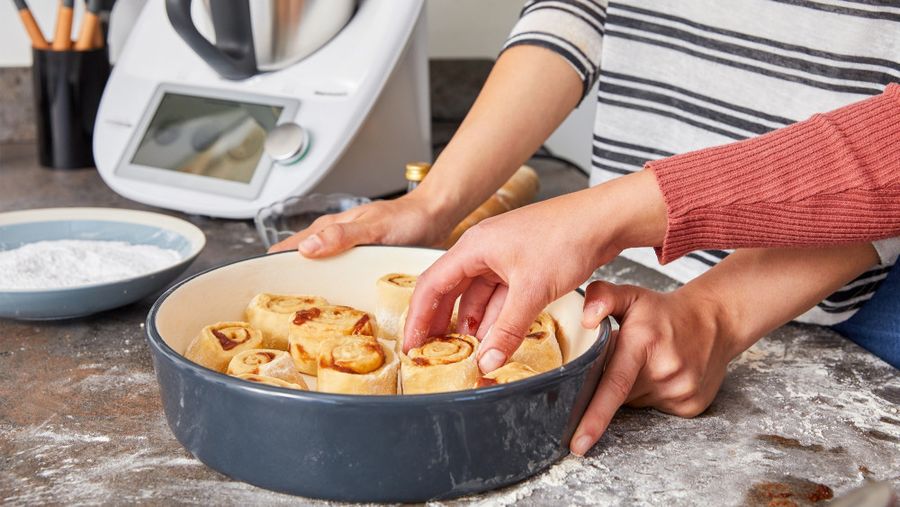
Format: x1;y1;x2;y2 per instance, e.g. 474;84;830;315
0;240;182;290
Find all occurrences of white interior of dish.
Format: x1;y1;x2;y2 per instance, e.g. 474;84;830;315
154;247;600;390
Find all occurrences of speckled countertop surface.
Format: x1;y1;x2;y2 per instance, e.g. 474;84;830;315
1;120;899;504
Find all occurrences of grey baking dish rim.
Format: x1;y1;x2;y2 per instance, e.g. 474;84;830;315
145;247;610;404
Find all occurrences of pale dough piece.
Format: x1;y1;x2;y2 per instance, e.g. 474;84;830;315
245;293;329;350
288;305;376;375
474;361;538;388
317;337;399;395
235;373;308;390
375;273;417;341
184;321;264;373
226;348;304;385
399;334;479;394
510;312;563;373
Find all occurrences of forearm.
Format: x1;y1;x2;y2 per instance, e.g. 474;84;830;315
679;244;880;357
649;83;900;263
414;45;582;227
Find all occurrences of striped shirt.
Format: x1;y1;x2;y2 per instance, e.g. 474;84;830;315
504;0;900;325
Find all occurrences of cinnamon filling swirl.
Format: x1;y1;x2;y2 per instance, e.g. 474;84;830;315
408;336;474;366
184;321;263;373
317;336;399;395
321;338;385;374
288;305;376;375
399;334;479;394
386;274;417;288
245;293;330;350
212;327;252;351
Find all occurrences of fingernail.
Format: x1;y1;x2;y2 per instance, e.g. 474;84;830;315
572;435;593;456
478;349;506;373
298;235;322;255
583;302;606;328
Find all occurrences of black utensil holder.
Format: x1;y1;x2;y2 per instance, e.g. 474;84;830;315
32;47;111;169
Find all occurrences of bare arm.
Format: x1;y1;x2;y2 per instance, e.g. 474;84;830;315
420;45;584;227
685;244;881;357
269;45;583;255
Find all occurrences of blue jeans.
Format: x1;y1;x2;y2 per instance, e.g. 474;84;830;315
833;264;900;369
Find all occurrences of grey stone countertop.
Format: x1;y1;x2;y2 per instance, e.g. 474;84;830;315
0;140;898;507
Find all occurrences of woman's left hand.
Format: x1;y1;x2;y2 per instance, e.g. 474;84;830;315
569;243;880;456
403;170;667;373
570;280;736;456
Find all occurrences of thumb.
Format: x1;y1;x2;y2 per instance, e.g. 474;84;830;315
269;226;322;254
476;289;543;374
300;221;378;258
581;280;641;329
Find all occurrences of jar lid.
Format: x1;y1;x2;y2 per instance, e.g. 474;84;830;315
405;162;431;182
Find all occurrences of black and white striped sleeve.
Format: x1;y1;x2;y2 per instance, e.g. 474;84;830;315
502;0;607;100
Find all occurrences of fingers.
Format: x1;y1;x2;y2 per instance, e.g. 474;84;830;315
268;206;377;257
404;247;485;352
431;278;472;338
457;277;498;335
570;332;646;456
402;278;469;352
268;215;335;253
476;284;507;340
300;219;380;258
475;282;544;373
581;280;640;329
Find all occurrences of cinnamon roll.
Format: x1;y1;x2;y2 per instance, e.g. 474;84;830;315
375;273;418;341
235;373;308;390
245;293;329;350
317;336;399;395
400;334;479;394
288;305;376;375
475;362;539;388
510;312;563;373
227;349;304;386
183;321;264;373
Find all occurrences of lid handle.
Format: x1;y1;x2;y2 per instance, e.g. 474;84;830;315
165;0;258;80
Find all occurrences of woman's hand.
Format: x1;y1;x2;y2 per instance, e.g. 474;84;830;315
268;193;454;256
569;243;879;456
571;281;735;456
403;170;667;373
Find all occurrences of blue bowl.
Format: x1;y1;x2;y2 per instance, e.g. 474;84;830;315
0;208;205;320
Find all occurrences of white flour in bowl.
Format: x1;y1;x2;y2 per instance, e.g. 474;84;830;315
0;240;183;290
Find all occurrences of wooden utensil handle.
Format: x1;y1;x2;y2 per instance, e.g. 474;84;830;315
75;0;103;50
52;0;74;50
16;5;50;49
74;13;99;50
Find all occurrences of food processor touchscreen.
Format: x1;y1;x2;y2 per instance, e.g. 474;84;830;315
130;93;282;183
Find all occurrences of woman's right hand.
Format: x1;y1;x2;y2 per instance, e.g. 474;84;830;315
268;193;455;257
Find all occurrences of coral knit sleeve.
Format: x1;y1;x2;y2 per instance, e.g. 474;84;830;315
647;83;900;265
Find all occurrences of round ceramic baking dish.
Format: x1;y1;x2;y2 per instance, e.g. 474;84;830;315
146;246;610;502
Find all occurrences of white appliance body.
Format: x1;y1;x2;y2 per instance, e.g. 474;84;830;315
95;0;430;219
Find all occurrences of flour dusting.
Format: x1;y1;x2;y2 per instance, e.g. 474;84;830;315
0;240;181;290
